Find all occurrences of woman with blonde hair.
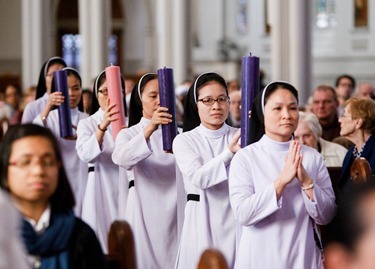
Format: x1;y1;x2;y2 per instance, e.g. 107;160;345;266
338;97;375;197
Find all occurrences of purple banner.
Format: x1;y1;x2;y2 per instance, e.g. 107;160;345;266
158;67;177;151
241;54;260;147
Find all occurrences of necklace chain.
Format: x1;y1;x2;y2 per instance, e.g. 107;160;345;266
353;135;372;158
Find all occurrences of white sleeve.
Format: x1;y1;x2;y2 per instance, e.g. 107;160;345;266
76;119;103;163
301;153;336;225
112;128;152;169
172;134;233;189
229;150;280;226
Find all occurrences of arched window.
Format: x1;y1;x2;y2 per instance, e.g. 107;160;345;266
57;0;123;70
315;0;337;29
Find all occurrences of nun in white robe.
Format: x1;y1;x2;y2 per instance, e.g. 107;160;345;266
112;73;178;269
22;57;67;123
172;73;240;269
33;68;88;217
229;81;336;269
76;70;126;254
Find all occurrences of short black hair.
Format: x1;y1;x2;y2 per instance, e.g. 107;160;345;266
335;74;356;89
0;124;75;212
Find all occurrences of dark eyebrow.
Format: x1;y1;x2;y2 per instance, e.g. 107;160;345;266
199;94;227;99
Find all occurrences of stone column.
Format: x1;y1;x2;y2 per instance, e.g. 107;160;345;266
156;0;173;68
172;0;191;84
268;0;290;81
79;0;110;88
21;0;51;90
289;0;311;104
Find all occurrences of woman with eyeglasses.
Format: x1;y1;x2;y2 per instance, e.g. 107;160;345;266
0;124;106;269
22;56;67;123
337;97;375;200
75;70;126;253
172;72;240;269
112;73;179;269
33;67;88;218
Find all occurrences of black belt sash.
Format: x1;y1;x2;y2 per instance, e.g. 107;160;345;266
88;167;95;173
187;194;200;202
129;180;135;189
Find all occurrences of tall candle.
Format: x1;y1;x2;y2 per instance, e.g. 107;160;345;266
105;65;126;140
158;67;177;152
241;53;260;147
54;70;74;139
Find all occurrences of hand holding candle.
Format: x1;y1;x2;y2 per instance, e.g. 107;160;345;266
158;67;178;152
105;65;126;140
241;53;260;147
54;70;74;139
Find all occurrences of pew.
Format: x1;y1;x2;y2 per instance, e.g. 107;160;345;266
106;220;137;269
197;249;228;269
350;157;373;183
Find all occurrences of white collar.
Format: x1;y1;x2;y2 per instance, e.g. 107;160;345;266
24;204;51;234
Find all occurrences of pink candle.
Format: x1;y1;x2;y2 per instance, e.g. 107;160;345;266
105;65;126;139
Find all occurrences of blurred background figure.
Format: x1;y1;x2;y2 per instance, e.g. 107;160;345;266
4;84;23;125
311;85;341;142
21;85;37;109
124;78;135;119
175;79;192;128
294;111;347;167
325;181;375;269
82;88;93;114
335;74;356;115
227;90;241;128
0;100;12;136
337;97;375;198
0;189;29;269
227;79;240;94
356;82;375;99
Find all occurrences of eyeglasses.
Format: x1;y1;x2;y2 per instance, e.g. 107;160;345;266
9;156;59;170
340;112;351;118
198;96;230;106
98;89;108;96
98;89;125;96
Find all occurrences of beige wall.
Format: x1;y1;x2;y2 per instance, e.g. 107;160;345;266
0;0;21;74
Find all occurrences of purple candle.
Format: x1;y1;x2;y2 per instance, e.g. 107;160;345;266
54;70;74;139
158;67;177;151
241;53;260;147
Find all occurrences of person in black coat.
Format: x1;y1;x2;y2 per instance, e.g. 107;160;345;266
337;97;375;202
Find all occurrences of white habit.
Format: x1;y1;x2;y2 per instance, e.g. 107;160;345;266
76;108;120;254
229;135;336;269
112;117;178;269
172;123;238;269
